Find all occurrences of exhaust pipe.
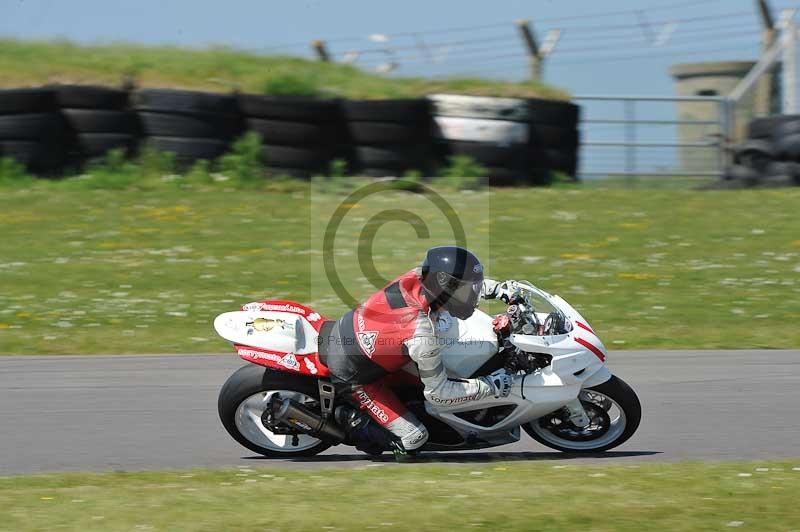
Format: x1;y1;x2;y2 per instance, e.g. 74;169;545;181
267;394;345;443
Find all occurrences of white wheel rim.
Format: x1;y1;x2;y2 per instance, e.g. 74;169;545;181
234;390;323;453
529;390;627;451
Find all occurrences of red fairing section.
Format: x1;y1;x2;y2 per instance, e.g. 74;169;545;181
235;299;330;377
351;269;430;372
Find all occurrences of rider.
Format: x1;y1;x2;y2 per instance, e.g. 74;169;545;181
319;245;516;458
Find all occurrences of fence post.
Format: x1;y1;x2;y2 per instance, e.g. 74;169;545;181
624;99;636;184
755;0;776;115
311;39;331;62
783;12;797;113
718;99;734;178
515;20;542;81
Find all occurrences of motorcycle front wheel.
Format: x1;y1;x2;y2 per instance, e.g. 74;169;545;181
218;364;333;458
523;375;641;453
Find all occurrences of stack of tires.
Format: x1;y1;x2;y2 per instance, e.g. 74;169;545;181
133;89;241;165
0;88;68;173
430;94;538;186
527;98;581;179
430;94;581;186
238;96;343;178
343;99;435;177
55;84;137;165
724;115;800;187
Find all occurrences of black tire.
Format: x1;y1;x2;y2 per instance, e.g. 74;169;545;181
445;141;528;167
245;118;335;145
747;115;800;139
764;161;800;184
218;364;332;458
484;166;525;187
347;121;429;144
265;166;316;178
358;167;418;177
0;88;56;114
540;147;579;176
354;145;433;168
529;124;580;148
261;144;335;169
146;136;229;161
726;163;761;186
0;113;65;140
134;89;237;114
138;111;241;138
524;375;642;453
484;166;552;187
62;109;138;134
342;99;430;123
75;133;137;157
773;118;800;138
526;99;580;126
51;84;129;109
238;95;341;122
774;134;800;162
0;140;65;171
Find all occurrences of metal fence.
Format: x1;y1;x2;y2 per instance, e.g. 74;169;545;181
574;95;728;180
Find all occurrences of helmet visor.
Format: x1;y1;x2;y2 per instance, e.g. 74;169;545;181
436;271;483;310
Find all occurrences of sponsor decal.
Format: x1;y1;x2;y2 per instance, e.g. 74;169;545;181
356;390;390;423
357;312;366;332
306;312;321;322
428;392;481;406
287;418;313;432
279;353;299;370
242;302;263;312
357;331;378;357
237;348;301;371
260;303;307;314
473;263;483;274
304;357;318;375
245;318;283;333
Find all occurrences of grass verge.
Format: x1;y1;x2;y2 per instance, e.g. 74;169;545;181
1;461;799;531
0;179;798;354
0;39;568;99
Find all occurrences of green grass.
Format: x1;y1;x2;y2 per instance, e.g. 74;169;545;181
1;461;799;531
0;39;568;99
0;179;798;354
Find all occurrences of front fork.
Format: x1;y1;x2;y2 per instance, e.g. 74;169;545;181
565;398;590;428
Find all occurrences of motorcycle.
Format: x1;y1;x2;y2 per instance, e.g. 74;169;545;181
214;281;641;457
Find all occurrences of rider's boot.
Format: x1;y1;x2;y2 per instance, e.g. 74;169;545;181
335;405;390;456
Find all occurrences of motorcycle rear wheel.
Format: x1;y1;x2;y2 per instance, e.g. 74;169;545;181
523;375;641;453
218;364;333;457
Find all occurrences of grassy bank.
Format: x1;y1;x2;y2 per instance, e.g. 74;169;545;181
0;177;798;354
0;39;568;99
2;461;799;531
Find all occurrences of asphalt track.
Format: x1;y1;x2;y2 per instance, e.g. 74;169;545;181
1;350;798;475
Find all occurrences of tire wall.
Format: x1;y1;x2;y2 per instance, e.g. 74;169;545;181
725;115;800;187
0;85;581;185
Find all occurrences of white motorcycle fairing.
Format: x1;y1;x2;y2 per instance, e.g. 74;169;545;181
423;285;612;447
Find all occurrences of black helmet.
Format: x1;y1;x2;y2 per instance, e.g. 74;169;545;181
420;246;484;320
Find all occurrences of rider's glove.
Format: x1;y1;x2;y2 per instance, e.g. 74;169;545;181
484;279;518;304
480;369;514;398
